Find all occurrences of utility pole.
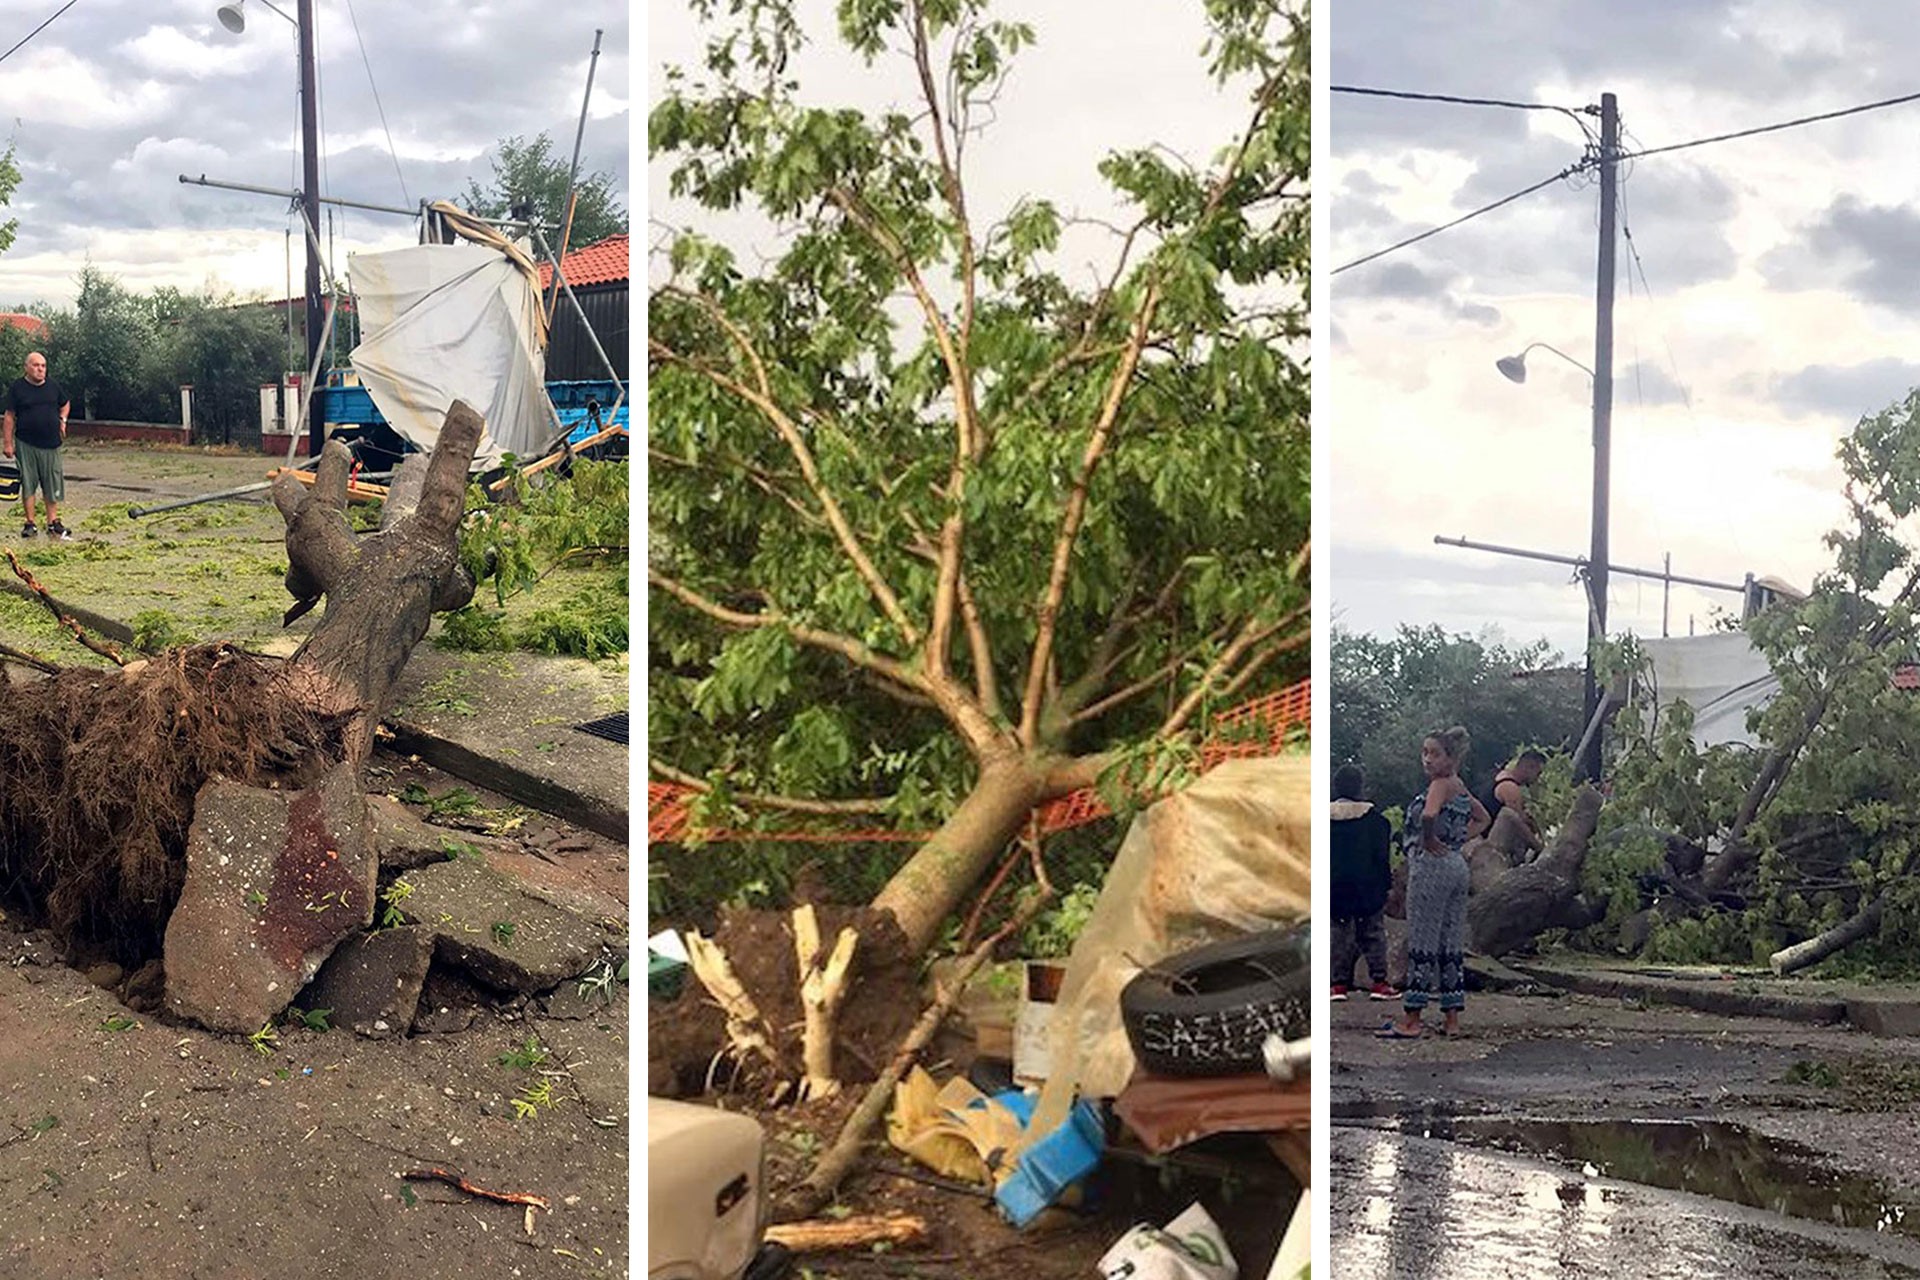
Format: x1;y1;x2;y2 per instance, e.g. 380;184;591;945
1579;91;1619;784
1663;551;1672;637
298;0;324;459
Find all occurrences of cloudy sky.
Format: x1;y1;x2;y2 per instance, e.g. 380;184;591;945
648;0;1277;304
0;0;628;307
1330;1;1920;659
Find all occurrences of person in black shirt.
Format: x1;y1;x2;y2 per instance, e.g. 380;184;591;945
1331;763;1397;1000
2;352;72;540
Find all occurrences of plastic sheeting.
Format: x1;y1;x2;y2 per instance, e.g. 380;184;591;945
348;236;551;464
1638;632;1778;749
1027;755;1310;1141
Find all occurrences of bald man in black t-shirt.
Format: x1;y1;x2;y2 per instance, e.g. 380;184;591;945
2;351;72;540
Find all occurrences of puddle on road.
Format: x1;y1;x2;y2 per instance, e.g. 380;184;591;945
1335;1105;1915;1236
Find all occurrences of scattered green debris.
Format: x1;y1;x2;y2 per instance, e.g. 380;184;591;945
99;1015;136;1033
491;920;516;946
129;609;195;652
415;671;478;717
510;1077;555;1121
289;1007;333;1033
245;888;268;907
576;956;629;1004
248;1024;278;1057
497;1035;547;1071
440;837;483;862
379;879;414;930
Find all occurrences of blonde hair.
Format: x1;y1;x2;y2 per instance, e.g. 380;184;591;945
1426;725;1471;763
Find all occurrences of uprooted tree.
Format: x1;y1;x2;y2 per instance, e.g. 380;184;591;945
1470;387;1920;975
0;405;481;964
648;0;1311;960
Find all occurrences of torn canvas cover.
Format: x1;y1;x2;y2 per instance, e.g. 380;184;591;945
348;233;552;464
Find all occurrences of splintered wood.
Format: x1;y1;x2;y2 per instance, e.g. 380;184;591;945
794;904;859;1102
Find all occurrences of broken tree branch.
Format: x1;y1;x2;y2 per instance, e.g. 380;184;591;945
647;568;926;693
1770;891;1887;975
650;338;921;649
1017;284;1163;748
401;1168;550;1211
785;832;1055;1220
5;550;125;666
647;760;897;816
795;904;860;1102
766;1213;929;1253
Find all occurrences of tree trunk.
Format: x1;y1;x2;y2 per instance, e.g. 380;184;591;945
273;404;480;767
1770;892;1887;975
0;402;484;963
869;755;1050;955
1466;786;1603;958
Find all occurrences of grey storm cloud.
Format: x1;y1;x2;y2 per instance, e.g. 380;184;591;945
1332;0;1852;155
1761;197;1920;314
1770;358;1920;422
0;0;628;293
1331;255;1502;327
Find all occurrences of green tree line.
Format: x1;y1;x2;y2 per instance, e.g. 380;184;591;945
0;267;308;443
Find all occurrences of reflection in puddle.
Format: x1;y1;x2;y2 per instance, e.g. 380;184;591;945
1332;1126;1920;1279
1339;1111;1915;1237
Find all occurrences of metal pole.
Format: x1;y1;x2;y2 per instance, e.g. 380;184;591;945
1430;535;1747;595
1580;90;1619;784
298;0;324;460
178;175;552;231
530;224;626;417
549;28;604;325
1663;551;1671;638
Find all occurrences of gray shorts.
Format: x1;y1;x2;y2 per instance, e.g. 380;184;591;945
17;441;62;504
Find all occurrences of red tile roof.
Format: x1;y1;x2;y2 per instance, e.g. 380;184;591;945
539;234;629;289
1896;664;1920;691
0;313;46;337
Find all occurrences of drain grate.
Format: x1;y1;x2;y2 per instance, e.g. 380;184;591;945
574;711;629;746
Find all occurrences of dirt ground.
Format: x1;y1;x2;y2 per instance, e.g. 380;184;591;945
0;754;632;1280
1330;983;1920;1276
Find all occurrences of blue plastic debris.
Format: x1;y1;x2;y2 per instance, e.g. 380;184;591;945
991;1091;1104;1228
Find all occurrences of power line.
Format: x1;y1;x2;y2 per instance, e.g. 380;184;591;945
1331;164;1580;276
1621;86;1920;162
343;0;410;208
0;0;79;69
1331;84;1591;116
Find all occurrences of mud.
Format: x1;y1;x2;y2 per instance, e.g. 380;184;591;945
647;904;921;1096
1331;987;1920;1276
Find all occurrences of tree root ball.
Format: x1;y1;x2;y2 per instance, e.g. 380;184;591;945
0;645;347;964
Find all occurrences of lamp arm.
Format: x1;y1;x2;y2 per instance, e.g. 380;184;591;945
1521;341;1596;380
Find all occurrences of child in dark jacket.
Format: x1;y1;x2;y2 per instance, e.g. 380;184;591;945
1331;763;1397;1000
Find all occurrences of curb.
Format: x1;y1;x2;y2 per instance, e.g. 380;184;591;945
382;717;627;842
1506;962;1848;1026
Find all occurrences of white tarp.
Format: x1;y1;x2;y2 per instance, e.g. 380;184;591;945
348;240;550;462
1639;631;1779;749
1026;755;1310;1141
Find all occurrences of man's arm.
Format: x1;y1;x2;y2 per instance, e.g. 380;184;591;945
3;407;14;458
58;397;69;440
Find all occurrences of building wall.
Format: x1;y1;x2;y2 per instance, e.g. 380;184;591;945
547;282;628;381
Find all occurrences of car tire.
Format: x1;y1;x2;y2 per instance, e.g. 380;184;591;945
1120;924;1310;1077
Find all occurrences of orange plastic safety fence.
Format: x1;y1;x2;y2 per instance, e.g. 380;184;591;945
648;678;1311;845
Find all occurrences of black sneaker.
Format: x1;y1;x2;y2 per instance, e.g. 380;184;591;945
20;522;36;538
46;520;69;541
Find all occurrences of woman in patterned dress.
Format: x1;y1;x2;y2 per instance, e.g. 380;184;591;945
1378;726;1489;1039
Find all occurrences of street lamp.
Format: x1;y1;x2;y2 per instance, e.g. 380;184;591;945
1497;337;1610;783
1495;342;1594;385
218;0;324;458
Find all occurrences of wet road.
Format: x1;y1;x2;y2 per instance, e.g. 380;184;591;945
1332;1125;1920;1278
